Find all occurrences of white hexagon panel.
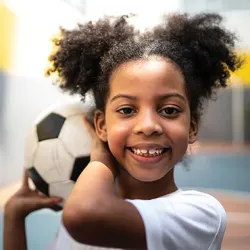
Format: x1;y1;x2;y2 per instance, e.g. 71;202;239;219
50;180;75;205
24;127;39;169
34;139;74;183
59;115;93;158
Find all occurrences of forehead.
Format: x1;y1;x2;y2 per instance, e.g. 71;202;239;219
109;57;186;95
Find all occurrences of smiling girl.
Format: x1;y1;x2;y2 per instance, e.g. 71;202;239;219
45;13;242;249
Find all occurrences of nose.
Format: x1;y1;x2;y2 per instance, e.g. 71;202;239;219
133;109;163;136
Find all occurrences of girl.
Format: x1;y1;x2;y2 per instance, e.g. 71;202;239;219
46;12;242;250
4;12;243;250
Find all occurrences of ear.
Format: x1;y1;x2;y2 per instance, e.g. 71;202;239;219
189;118;199;144
94;110;108;142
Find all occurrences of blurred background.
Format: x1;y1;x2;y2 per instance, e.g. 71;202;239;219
0;0;249;249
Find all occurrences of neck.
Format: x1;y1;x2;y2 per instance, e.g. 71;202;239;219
117;168;178;200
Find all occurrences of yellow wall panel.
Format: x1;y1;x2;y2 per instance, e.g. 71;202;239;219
232;52;250;85
0;3;16;71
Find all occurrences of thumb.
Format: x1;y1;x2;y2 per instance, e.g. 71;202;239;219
36;197;63;209
83;117;96;138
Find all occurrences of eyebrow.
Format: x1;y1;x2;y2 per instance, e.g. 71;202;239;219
159;93;186;102
110;93;186;103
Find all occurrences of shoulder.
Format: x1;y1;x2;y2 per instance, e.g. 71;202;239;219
129;189;226;221
167;190;227;234
168;189;226;218
127;190;226;250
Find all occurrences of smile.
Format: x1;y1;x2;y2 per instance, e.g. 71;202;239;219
129;147;169;157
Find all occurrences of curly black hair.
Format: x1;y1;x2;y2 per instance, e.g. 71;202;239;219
46;13;243;122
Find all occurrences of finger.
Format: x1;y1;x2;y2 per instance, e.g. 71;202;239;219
49;195;63;201
83;117;97;138
35;196;63;209
22;170;30;188
34;188;41;194
50;204;63;212
84;111;95;128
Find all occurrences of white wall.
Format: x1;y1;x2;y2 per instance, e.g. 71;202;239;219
0;0;85;186
84;0;250;49
4;0;86;78
183;0;250;49
84;0;184;30
221;10;250;49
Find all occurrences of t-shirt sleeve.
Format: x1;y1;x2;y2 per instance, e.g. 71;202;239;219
126;191;226;250
44;225;68;250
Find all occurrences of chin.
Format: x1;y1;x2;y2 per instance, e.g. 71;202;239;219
130;171;165;183
127;164;175;182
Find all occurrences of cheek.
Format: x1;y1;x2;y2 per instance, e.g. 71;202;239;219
106;124;128;157
167;120;190;150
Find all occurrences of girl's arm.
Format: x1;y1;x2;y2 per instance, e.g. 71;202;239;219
63;161;146;249
3;210;27;250
63;118;146;249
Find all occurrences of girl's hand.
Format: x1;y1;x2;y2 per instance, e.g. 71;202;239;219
4;170;63;220
83;117;118;177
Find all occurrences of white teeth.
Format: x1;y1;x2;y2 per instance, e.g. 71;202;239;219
131;148;164;157
149;149;156;155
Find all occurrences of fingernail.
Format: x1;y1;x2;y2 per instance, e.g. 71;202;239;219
55;197;63;203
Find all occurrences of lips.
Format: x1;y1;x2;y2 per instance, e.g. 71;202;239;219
130;147;168;157
128;143;168;150
126;143;171;160
127;148;170;165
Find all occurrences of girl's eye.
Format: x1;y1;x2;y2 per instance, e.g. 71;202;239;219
160;107;180;117
117;107;135;115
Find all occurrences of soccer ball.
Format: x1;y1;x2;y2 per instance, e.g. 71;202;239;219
24;100;95;207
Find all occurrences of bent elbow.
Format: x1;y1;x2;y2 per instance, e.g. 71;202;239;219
62;204;82;241
62;200;102;244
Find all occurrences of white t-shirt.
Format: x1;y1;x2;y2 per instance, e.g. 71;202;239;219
47;190;226;250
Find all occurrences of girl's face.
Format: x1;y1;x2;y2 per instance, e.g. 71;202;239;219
96;57;198;182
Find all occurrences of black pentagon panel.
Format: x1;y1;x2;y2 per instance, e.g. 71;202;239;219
70;156;90;182
37;113;65;142
27;167;49;196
